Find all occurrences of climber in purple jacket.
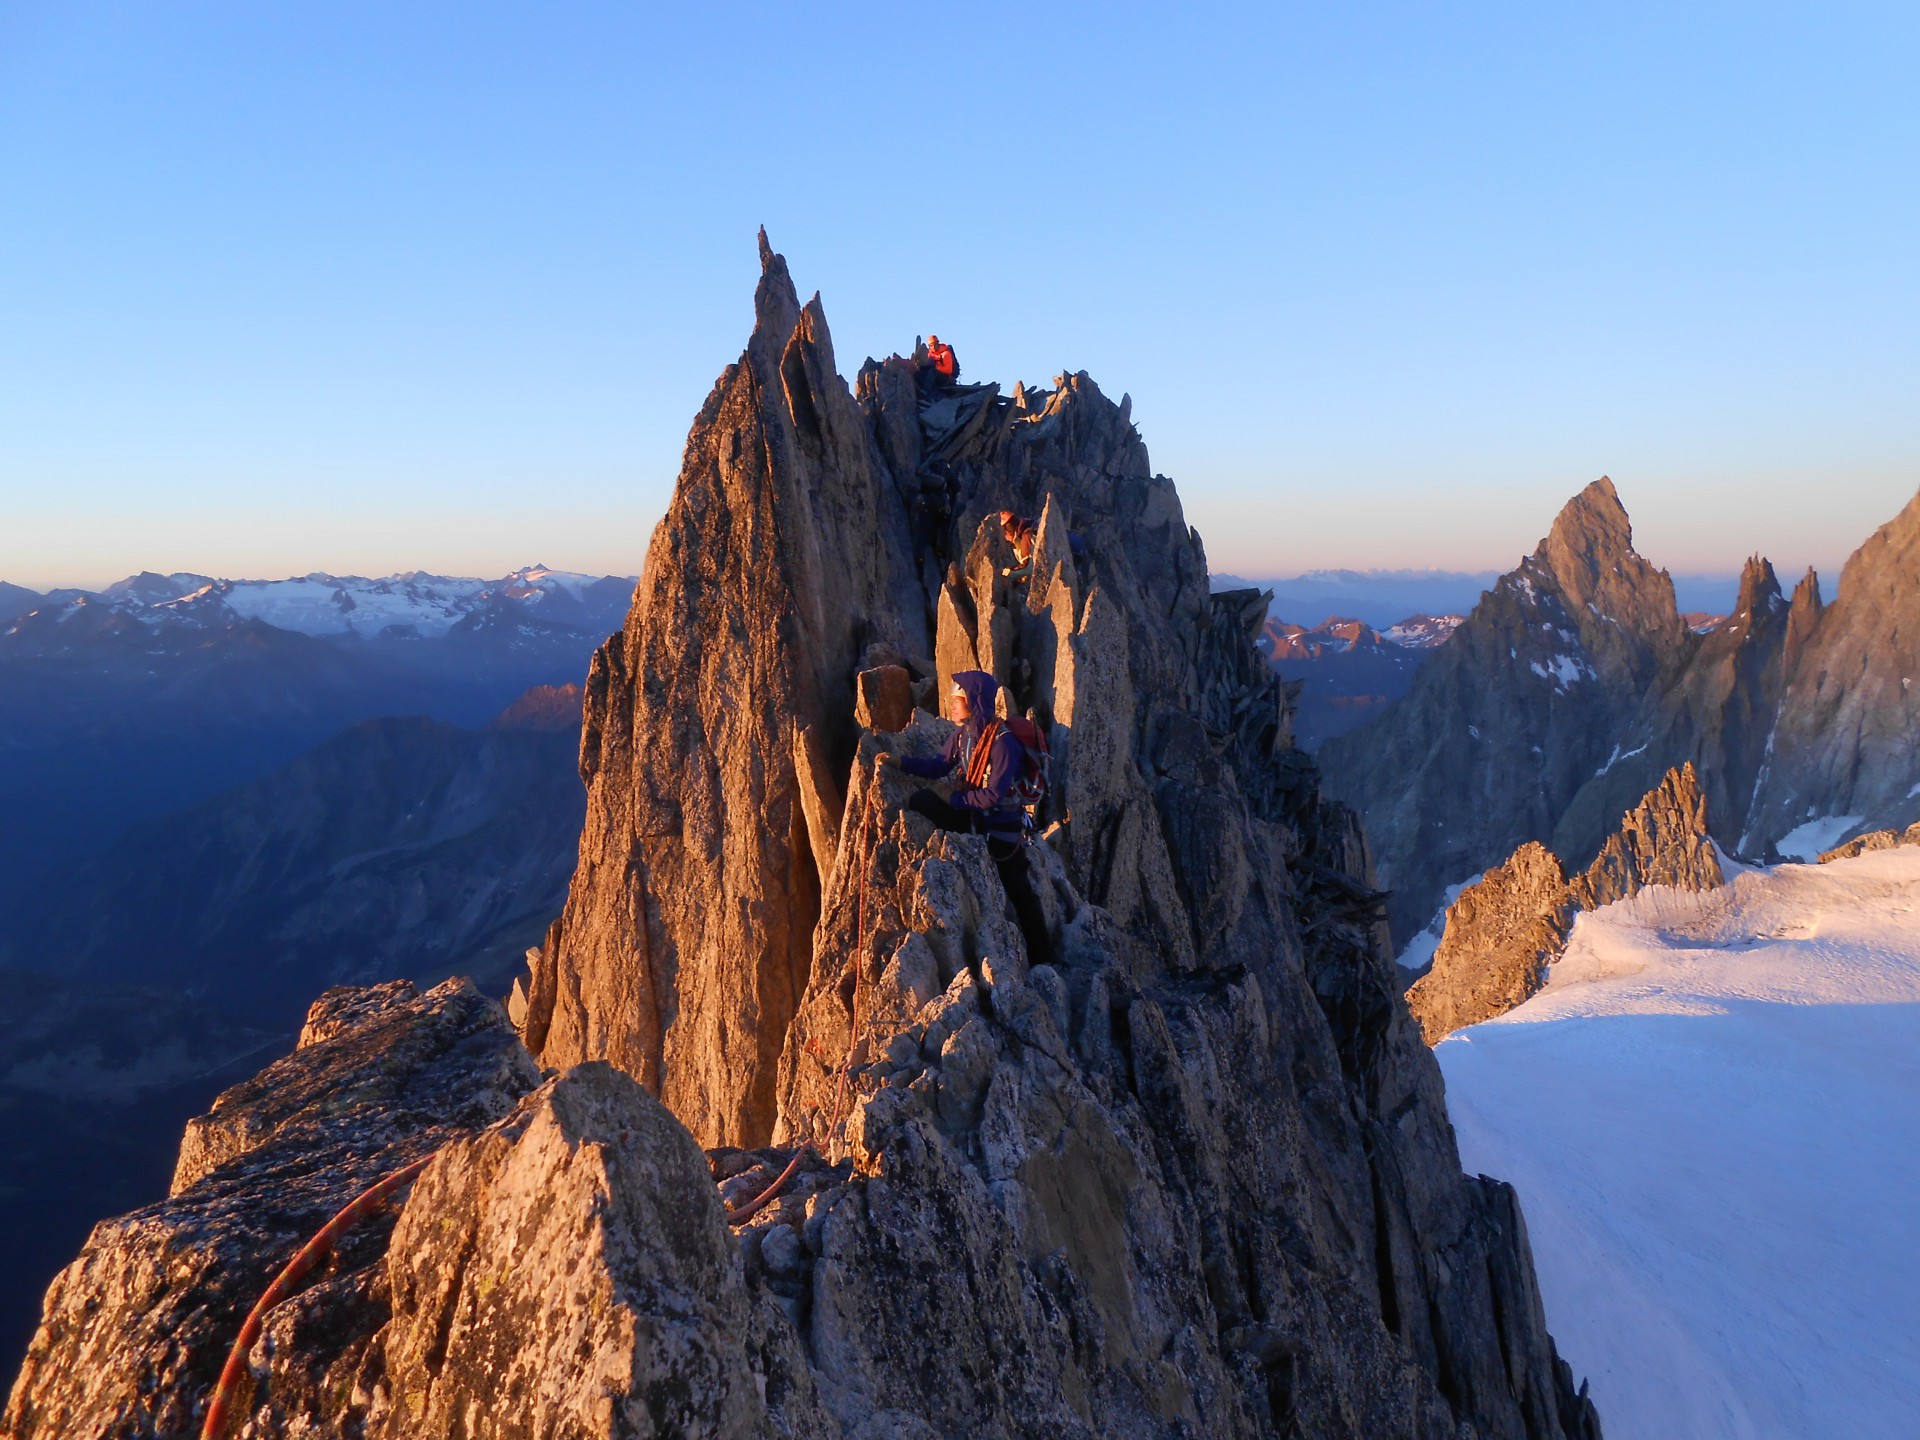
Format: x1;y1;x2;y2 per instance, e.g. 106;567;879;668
892;669;1024;838
877;668;1049;961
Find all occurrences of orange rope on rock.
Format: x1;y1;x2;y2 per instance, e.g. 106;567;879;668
199;1152;436;1440
725;787;875;1225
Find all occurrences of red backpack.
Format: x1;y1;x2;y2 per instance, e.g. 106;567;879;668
966;717;1051;811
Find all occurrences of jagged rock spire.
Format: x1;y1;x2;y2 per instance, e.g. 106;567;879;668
523;233;926;1148
1745;485;1920;851
1411;763;1722;1043
1321;475;1692;940
1730;553;1783;626
417;238;1602;1438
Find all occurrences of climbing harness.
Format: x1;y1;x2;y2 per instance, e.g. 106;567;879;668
198;1152;436;1440
723;787;875;1225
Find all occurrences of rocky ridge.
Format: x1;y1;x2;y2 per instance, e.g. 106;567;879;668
1;980;538;1439
1407;764;1723;1043
1818;821;1920;863
516;235;1597;1435
7;236;1600;1439
1320;477;1920;944
1319;479;1691;940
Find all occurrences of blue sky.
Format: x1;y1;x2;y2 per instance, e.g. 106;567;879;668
1;3;1915;591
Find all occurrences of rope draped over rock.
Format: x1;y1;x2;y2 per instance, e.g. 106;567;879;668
201;786;877;1437
198;1152;437;1440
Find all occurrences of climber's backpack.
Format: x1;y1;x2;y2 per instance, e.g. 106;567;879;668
966;717;1051;813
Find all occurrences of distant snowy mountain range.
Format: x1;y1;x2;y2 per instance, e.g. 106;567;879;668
1;566;634;643
1213;567;1737;631
1251;612;1469;750
1263;613;1465;660
0;564;636;926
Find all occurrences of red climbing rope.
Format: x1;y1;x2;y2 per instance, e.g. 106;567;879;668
724;784;875;1224
199;1152;436;1440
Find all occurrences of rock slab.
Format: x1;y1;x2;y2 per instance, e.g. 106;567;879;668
1410;765;1724;1042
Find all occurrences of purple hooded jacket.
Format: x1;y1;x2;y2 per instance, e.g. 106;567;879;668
899;669;1025;835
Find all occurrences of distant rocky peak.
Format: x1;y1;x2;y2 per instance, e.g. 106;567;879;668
1790;566;1822;610
1543;475;1631;562
1381;613;1464;648
1784;565;1824;659
1712;555;1788;644
1534;475;1682;641
1732;554;1784;621
1832;484;1920;610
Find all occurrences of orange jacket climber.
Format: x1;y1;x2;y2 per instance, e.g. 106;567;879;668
926;335;958;382
997;510;1089;583
999;511;1037;580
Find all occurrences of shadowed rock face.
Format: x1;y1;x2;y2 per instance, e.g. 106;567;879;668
7;238;1601;1440
1410;764;1723;1043
4;712;585;1031
1318;478;1691;942
1743;490;1920;850
1323;482;1920;944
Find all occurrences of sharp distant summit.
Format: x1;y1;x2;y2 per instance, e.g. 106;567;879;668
1319;475;1920;941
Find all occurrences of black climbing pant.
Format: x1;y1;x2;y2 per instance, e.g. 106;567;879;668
906;790;1053;966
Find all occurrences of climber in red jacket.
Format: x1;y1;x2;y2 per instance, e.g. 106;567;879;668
926;335;958;385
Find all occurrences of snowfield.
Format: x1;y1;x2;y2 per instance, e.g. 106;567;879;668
1438;849;1920;1438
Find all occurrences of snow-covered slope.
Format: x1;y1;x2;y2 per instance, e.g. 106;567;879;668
1438;850;1920;1439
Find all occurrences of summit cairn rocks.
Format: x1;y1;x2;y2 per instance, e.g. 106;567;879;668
8;236;1602;1440
1410;764;1723;1043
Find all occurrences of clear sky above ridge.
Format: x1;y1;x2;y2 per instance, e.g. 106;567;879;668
1;2;1916;591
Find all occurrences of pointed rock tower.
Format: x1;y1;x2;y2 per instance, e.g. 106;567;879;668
1320;476;1691;940
1743;488;1920;852
524;232;930;1147
510;237;1602;1434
